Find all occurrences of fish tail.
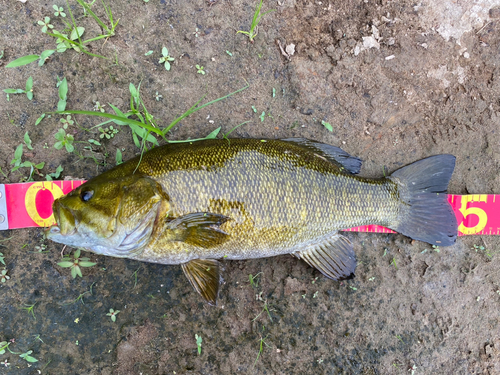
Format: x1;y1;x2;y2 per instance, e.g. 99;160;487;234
389;155;457;246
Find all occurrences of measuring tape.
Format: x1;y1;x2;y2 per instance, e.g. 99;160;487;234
0;181;496;236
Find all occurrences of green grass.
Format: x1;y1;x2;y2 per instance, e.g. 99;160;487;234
53;81;249;152
237;0;275;42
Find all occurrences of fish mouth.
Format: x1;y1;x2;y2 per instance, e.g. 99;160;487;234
46;199;76;238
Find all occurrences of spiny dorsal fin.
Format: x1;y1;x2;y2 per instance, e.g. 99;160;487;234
166;212;230;248
294;233;356;280
181;259;222;305
281;138;362;174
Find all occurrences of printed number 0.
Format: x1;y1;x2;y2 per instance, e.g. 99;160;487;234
458;198;487;235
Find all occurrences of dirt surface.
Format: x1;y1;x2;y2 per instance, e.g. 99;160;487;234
1;0;500;374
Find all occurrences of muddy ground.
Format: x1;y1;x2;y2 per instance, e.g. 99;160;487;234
1;0;500;374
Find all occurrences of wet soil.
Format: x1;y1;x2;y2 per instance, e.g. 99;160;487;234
1;0;500;374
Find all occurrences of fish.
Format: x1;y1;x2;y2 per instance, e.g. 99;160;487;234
46;138;458;305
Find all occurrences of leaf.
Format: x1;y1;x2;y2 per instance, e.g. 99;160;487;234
6;54;40;68
25;76;33;92
129;83;138;100
57;99;67;112
116;148;123;165
75;266;82;278
57;261;73;268
205;127;221;139
25;356;38;363
35;162;45;169
162;47;168;56
70;27;85;40
322;121;333;132
58;78;68;100
14;144;23;161
24;132;33;150
79;261;96;267
145;50;153;56
132;132;140;148
3;88;24;94
165;61;170;70
54;129;66;141
38;49;55;66
26;91;33;100
65;143;74;153
71;267;78;278
35;113;46;125
54;141;63;150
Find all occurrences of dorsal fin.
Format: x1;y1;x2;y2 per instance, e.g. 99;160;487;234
281;138;362;174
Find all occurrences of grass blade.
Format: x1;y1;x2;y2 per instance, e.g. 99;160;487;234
6;55;40;68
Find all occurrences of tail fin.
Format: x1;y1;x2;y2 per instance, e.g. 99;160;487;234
389;155;457;246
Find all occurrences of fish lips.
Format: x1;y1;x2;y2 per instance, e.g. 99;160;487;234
46;199;77;240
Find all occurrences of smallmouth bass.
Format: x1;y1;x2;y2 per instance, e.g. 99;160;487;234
46;138;457;304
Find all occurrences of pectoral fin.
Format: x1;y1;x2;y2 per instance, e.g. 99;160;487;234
294;233;356;280
167;212;230;248
181;259;222;305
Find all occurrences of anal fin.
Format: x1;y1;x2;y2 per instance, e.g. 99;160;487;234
181;259;222;306
294;233;356;280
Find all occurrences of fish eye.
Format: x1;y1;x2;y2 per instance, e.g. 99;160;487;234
80;189;94;202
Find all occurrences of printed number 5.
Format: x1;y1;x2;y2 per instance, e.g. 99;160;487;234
458;197;487;235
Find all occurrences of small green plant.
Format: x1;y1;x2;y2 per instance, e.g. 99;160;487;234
196;64;205;75
57;77;68;111
58;249;96;278
99;126;119;139
45;165;64;181
54;128;75;153
472;244;493;258
0;253;5;266
106;308;120;322
252;294;273;322
195;334;202;355
1;269;9;283
154;91;163;101
0;341;11;355
21;303;37;320
3;76;34;101
93;101;105;112
391;257;398;269
249;272;261;288
193;27;201;38
24;132;33;150
38;16;54;33
64;282;94;305
159;47;175;70
53;4;66;17
259;111;265;122
46;0;119;58
321;120;333;132
116;148;123;165
60;115;74;128
54;81;249;152
19;350;38;363
226;50;233;56
10;144;45;181
253;328;271;367
237;0;275;42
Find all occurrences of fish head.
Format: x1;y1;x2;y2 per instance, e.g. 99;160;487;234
46;175;169;257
